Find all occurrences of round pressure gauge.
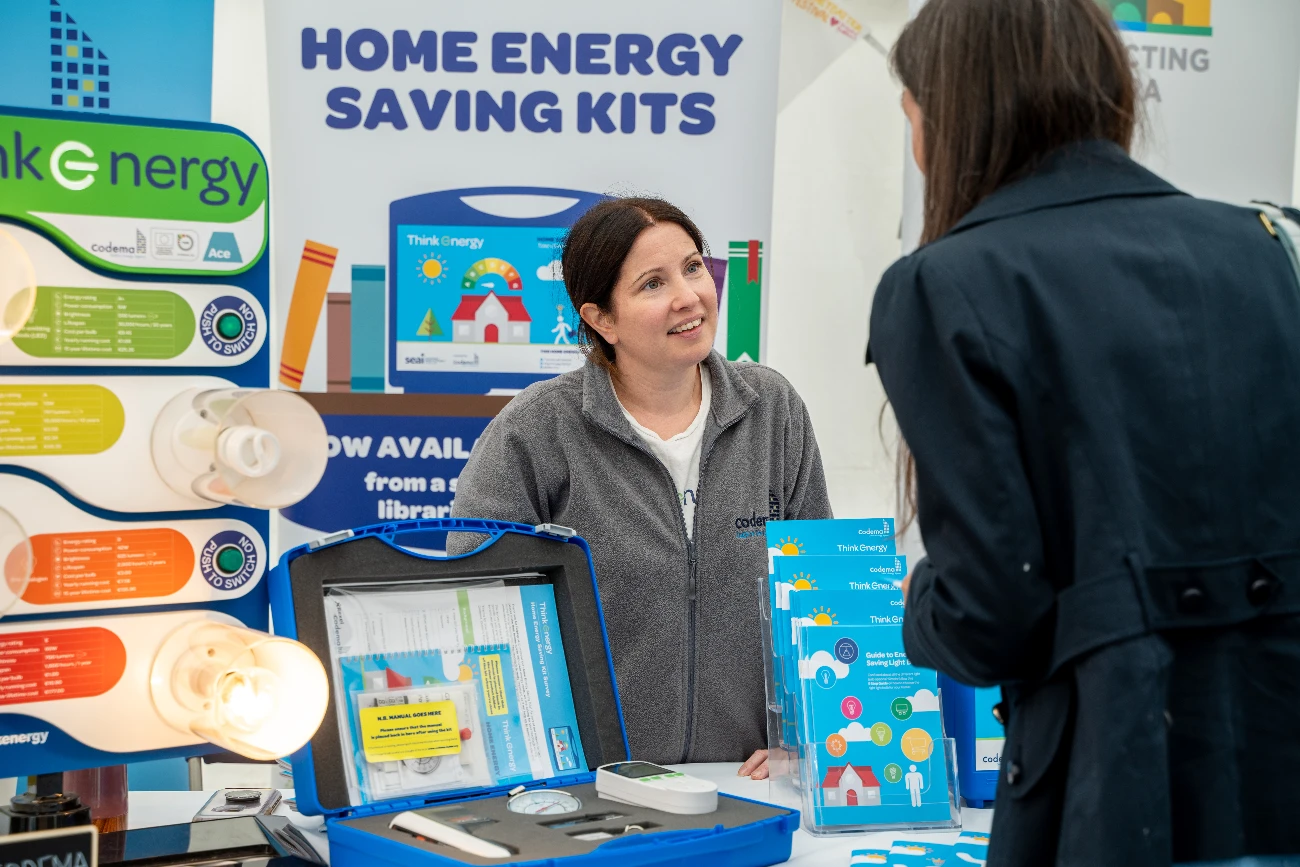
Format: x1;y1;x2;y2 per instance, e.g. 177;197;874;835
505;789;582;815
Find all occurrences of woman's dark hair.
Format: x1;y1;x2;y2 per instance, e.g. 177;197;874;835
560;196;710;369
888;0;1139;530
892;0;1139;246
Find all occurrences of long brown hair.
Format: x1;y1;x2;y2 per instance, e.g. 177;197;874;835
560;197;710;371
888;0;1139;528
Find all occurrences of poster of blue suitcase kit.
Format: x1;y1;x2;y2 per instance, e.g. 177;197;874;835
761;519;962;836
270;519;797;866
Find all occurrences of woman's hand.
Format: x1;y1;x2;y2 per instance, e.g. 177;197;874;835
901;571;912;605
738;749;768;780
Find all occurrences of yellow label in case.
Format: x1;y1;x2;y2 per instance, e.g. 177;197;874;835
480;654;508;716
358;700;460;763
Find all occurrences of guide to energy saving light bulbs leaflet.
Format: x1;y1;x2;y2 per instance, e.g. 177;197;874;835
339;645;542;803
765;522;896;671
793;614;953;829
774;554;907;745
323;580;585;805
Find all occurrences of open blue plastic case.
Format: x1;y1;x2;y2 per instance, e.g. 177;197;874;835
270;519;799;867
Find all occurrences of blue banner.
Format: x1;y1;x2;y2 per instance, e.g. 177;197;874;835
279;412;493;535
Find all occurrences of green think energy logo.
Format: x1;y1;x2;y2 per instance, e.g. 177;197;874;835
3;131;261;207
0;113;267;221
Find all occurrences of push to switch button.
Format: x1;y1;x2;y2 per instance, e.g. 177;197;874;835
215;545;245;576
216;312;245;341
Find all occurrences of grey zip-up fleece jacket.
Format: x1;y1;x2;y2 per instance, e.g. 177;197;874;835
449;350;832;765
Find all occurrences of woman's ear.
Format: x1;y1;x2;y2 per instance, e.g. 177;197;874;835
579;302;618;347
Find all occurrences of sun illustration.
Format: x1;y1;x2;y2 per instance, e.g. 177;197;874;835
779;536;805;556
791;573;816;591
810;605;837;626
459;661;476;682
418;252;448;285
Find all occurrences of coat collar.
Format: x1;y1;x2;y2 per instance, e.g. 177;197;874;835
948;139;1185;236
581;349;758;446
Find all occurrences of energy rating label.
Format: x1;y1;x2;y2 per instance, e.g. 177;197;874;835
0;383;124;456
0;476;267;615
0;611;255;757
0;627;126;706
0;375;236;513
0;224;266;368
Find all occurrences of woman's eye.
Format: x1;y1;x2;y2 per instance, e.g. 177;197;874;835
644;279;662;291
686;261;701;273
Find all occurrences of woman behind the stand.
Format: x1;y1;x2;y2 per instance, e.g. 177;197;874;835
450;197;831;778
868;1;1300;866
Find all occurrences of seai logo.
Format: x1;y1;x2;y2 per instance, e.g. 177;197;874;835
1101;0;1212;36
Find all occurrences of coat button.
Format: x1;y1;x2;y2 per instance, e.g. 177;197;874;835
1247;575;1278;607
1177;585;1206;614
1005;762;1021;786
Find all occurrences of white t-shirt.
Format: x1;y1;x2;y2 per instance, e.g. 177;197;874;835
618;367;712;540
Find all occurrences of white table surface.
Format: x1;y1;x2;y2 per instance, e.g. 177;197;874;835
127;763;993;865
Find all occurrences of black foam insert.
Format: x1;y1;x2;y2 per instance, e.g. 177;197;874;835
336;784;791;865
286;530;630;812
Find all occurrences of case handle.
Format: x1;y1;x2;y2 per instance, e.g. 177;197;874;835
309;518;578;561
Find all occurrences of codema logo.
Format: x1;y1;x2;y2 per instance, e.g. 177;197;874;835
1101;0;1212;36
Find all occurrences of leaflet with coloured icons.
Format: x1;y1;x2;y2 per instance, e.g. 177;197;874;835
322;580;585;806
774;554;907;747
762;519;896;748
794;622;956;831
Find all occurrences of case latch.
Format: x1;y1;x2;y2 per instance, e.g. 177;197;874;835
309;529;355;550
534;523;577;539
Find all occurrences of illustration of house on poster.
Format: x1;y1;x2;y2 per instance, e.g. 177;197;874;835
822;763;882;807
451;292;531;344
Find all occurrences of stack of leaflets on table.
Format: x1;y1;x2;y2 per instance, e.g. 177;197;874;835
764;518;959;834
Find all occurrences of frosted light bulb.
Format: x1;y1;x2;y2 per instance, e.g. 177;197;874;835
151;620;328;761
0;228;37;343
217;426;281;478
0;507;32;617
152;388;327;509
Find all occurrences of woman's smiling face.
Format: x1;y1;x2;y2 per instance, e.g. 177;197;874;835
580;221;717;374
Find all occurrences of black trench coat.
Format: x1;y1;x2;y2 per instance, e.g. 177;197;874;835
868;140;1300;867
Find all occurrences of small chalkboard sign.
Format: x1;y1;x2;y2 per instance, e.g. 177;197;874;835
0;824;97;866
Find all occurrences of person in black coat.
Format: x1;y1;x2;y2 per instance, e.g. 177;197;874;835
866;1;1300;866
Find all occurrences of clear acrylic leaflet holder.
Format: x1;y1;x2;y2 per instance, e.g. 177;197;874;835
776;621;961;837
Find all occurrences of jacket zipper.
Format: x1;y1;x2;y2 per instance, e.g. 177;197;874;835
682;536;698;763
611;432;700;764
679;444;710;764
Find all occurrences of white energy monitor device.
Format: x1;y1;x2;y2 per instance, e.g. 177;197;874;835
389;811;512;860
595;762;718;815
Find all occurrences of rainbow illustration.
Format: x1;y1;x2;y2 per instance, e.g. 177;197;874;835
461;258;523;292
